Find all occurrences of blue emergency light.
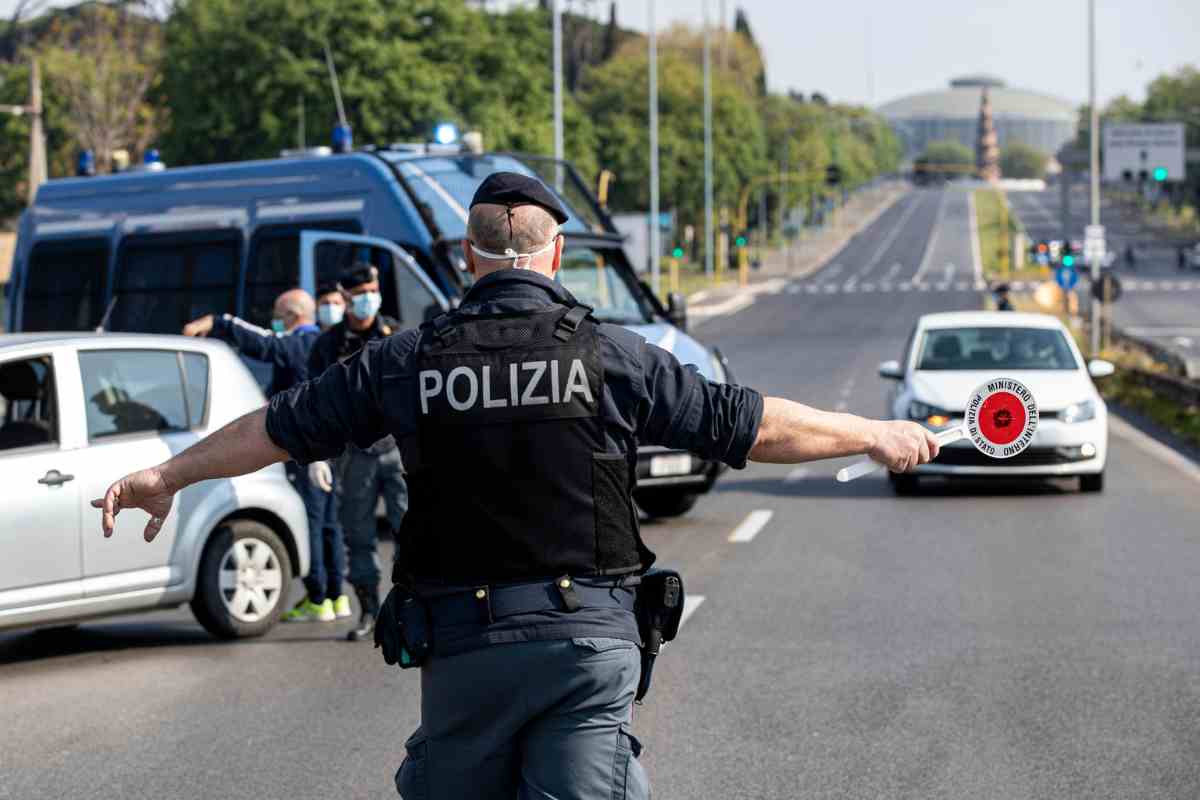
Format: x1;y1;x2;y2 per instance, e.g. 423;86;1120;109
434;123;459;146
332;123;353;153
144;148;161;165
76;149;96;177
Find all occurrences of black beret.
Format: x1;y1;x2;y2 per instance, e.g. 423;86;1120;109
993;282;1011;292
469;171;569;225
338;262;378;291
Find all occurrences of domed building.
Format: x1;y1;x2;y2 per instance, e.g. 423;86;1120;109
878;75;1078;161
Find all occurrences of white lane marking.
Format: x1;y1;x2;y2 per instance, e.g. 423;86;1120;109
691;293;754;319
729;509;774;543
861;283;876;292
954;281;969;291
784;466;810;483
857;194;923;276
805;284;819;294
678;595;705;630
823;284;838;294
967;190;984;284
942;263;955;282
900;282;913;292
935;282;950;291
884;262;902;280
914;188;950;282
1109;415;1200;484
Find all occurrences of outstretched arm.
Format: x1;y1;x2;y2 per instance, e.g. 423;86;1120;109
749;397;937;471
92;408;288;540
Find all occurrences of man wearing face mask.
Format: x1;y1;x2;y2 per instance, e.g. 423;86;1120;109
183;288;350;622
316;282;347;330
307;264;406;642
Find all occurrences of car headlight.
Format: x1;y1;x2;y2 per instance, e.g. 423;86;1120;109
909;400;953;427
1060;399;1096;424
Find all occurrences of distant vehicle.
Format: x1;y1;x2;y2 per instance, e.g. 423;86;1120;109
877;311;1111;494
0;333;309;637
5;143;731;517
1186;244;1200;271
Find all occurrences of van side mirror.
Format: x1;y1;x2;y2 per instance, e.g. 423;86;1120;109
666;292;688;332
1087;359;1115;378
878;359;904;380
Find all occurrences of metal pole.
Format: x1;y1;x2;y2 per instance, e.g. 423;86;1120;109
27;58;46;201
703;0;714;279
552;0;564;189
1088;0;1101;354
648;0;661;295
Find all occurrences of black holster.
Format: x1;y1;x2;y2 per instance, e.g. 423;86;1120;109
374;584;432;669
634;567;685;703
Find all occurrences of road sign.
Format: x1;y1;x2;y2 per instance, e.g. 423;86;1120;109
836;378;1039;481
1055;265;1079;290
1083;223;1106;265
1103;123;1186;182
1091;271;1122;303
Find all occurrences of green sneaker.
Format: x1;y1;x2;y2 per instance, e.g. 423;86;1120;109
332;594;353;619
283;598;336;623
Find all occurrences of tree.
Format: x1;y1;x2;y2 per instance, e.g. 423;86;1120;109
919;139;972;167
40;4;164;174
732;7;765;95
1000;142;1047;179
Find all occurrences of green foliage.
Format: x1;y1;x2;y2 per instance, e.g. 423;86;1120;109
1000;142;1047;179
918;139;973;168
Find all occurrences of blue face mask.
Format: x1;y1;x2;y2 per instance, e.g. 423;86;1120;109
317;303;345;328
271;318;287;334
350;291;382;320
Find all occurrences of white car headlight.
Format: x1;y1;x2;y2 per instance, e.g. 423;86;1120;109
1060;399;1096;424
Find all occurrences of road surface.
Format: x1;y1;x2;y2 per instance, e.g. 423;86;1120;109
5;187;1200;800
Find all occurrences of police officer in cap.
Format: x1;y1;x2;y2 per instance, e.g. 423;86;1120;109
308;263;408;641
94;172;940;799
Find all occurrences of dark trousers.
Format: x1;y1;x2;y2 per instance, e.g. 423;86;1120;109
337;447;408;595
286;461;345;604
395;637;649;799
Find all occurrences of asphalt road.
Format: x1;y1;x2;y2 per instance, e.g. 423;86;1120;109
5;187;1200;799
1006;183;1200;365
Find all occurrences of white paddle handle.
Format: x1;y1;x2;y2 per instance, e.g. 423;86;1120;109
835;427;965;483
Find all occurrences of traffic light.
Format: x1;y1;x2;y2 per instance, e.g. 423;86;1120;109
1153;167;1168;182
734;234;747;248
1062;254;1075;268
825;164;842;186
671;246;684;259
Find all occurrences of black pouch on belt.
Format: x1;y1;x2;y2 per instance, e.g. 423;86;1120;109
634;567;685;703
374;584;432;669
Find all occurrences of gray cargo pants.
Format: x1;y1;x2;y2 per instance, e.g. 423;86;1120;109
337;446;407;591
395;637;650;799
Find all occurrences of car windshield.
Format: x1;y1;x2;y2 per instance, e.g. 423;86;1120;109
557;247;653;325
916;326;1079;370
383;153;606;241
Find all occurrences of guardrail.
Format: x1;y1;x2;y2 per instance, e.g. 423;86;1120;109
1123;368;1200;408
1110;326;1200;380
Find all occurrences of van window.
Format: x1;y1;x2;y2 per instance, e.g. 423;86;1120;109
21;239;109;331
111;232;240;334
0;356;57;451
245;221;361;328
78;350;196;440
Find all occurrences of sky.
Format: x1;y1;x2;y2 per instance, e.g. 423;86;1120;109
3;0;1197;109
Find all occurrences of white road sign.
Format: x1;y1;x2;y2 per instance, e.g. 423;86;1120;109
1084;224;1106;265
1103;123;1186;182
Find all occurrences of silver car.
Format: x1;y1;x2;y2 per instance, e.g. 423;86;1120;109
0;333;308;638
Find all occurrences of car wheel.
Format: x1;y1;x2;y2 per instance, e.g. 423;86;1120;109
635;490;699;518
191;520;292;639
889;472;919;495
1079;472;1104;493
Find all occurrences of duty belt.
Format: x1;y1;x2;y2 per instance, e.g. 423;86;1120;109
419;576;637;626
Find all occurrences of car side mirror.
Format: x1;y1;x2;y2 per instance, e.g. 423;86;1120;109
666;292;688;332
1087;359;1115;378
878;359;904;380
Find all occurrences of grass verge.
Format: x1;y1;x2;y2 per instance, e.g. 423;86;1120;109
974;188;1045;283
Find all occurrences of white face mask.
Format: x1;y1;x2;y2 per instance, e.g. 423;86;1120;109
317;303;344;327
350;291;382;320
469;235;558;270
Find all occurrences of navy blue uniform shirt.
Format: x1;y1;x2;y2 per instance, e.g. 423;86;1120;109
266;269;764;651
210;315;320;398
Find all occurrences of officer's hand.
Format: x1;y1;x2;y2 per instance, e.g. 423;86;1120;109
91;467;176;541
308;460;333;492
868;421;940;473
182;314;214;337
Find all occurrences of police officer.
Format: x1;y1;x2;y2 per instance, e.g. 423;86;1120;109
182;289;349;622
316;281;347;330
308;264;407;641
95;173;939;799
992;282;1014;312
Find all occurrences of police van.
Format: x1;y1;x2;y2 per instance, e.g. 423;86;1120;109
5;145;732;517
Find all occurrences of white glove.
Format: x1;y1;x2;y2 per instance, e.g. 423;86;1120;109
308;461;333;492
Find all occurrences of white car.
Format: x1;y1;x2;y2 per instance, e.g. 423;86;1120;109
878;311;1112;494
0;333;309;637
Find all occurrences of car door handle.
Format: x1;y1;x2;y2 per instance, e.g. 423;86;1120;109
38;469;75;486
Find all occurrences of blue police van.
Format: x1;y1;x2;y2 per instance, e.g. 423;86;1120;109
5;145;732;517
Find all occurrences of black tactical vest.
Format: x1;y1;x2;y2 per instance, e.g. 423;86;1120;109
395;302;653;584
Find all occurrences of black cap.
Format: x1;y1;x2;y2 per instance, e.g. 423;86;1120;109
469;171;569;225
993;282;1010;292
316;281;340;297
338;262;378;291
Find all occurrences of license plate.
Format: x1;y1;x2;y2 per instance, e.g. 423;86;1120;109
650;453;692;477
